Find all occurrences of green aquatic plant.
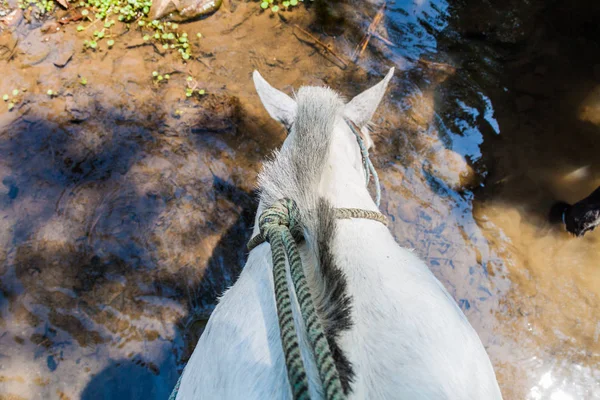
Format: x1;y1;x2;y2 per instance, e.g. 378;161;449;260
18;0;54;15
0;0;9;17
4;88;25;111
18;0;198;61
152;70;172;85
17;0;206;94
151;71;205;100
260;0;301;13
185;75;206;98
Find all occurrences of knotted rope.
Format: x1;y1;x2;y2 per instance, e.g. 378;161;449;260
247;199;386;400
248;199;343;400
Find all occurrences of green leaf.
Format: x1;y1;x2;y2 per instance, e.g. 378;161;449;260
290;0;298;5
260;1;268;8
271;5;278;12
283;1;289;6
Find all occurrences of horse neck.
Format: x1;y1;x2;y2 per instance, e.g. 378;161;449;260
318;130;379;212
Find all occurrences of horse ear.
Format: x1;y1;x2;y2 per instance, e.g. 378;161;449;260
344;68;394;127
253;70;297;130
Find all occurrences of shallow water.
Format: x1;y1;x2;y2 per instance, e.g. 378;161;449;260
0;0;598;399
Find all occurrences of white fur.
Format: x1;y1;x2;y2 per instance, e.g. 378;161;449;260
176;70;503;399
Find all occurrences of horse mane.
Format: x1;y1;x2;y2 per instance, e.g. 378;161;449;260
257;86;355;393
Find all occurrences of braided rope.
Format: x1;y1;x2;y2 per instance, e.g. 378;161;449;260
247;200;386;400
248;208;386;251
335;208;387;226
251;199;343;399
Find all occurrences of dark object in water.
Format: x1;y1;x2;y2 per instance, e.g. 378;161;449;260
550;186;600;237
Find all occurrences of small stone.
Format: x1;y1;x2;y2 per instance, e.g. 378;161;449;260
65;94;93;121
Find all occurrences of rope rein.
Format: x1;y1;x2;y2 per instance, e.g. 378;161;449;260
247;200;386;400
246;120;386;400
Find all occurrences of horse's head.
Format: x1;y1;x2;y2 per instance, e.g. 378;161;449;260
252;69;394;203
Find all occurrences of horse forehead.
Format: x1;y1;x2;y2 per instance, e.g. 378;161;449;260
295;86;345;109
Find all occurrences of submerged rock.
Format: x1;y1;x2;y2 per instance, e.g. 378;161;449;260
424;148;477;192
149;0;222;22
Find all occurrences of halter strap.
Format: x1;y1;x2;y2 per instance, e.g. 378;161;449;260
345;118;382;207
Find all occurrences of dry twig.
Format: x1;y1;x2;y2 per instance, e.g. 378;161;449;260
292;24;348;70
353;2;390;61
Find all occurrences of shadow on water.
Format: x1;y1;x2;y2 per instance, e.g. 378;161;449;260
0;93;262;397
191;176;257;308
80;358;175;400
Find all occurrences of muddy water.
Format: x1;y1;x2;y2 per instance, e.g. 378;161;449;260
0;0;598;398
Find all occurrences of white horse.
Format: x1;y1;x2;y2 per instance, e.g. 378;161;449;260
175;69;503;399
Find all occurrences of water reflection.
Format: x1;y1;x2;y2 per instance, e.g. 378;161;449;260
374;0;599;399
386;0;448;60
